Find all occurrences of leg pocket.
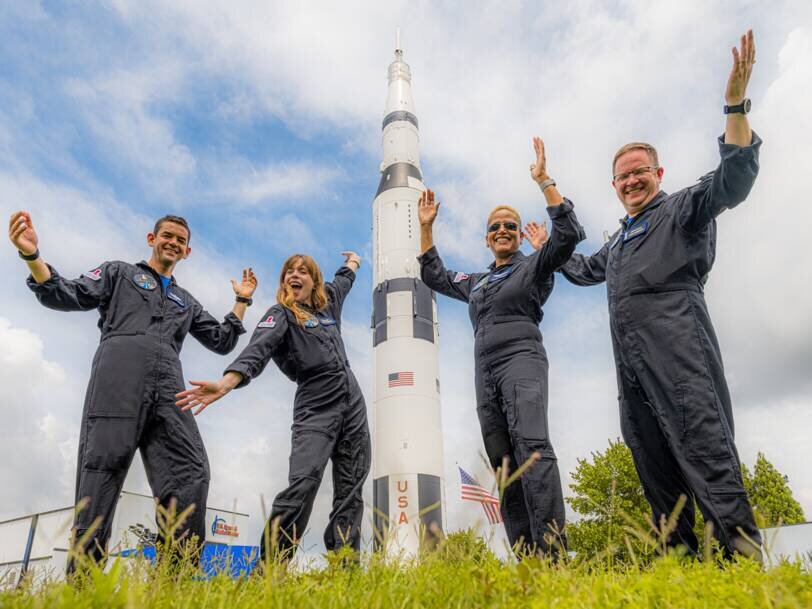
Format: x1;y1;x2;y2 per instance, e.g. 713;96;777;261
676;379;729;459
509;382;548;443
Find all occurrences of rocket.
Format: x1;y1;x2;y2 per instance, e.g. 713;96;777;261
371;35;445;555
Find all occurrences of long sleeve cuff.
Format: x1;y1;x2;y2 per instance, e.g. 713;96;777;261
223;311;247;335
417;245;440;265
718;130;762;157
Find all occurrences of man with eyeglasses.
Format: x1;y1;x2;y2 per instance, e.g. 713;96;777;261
558;30;762;559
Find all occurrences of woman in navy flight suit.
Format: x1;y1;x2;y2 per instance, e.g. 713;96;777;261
176;251;369;563
417;137;584;557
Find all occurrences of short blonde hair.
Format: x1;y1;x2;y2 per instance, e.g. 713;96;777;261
612;142;659;174
486;204;521;229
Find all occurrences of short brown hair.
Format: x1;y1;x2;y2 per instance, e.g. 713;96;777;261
612;142;659;174
486;205;521;229
153;215;191;243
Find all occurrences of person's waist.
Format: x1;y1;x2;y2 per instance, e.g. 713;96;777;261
100;330;181;348
615;281;704;296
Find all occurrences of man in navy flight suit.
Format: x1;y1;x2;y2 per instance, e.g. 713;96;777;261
8;211;256;571
555;30;762;558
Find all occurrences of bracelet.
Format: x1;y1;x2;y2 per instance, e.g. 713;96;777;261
537;178;556;193
18;249;40;261
235;296;253;306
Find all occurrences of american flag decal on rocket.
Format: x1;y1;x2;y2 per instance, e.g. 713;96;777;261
388;371;414;387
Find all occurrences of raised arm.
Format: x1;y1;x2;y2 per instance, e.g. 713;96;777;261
326;251;360;315
416;188;480;302
527;137;586;278
230;267;258;321
9;211;51;284
678;29;761;232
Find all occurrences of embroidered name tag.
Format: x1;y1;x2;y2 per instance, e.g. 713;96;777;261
318;316;337;326
167;291;185;308
488;265;515;283
623;220;650;243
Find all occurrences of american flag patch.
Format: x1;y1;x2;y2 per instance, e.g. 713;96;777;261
459;467;502;525
388;371;414;387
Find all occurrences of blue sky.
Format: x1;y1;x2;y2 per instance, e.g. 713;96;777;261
2;1;811;559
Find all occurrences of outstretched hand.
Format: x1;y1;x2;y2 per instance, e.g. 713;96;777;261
418;189;440;226
8;211;39;256
341;250;361;270
176;380;230;416
524;221;548;251
231;268;258;298
726;29;755;105
529;136;549;184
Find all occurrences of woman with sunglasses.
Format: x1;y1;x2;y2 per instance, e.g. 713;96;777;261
417;137;584;558
176;251;369;564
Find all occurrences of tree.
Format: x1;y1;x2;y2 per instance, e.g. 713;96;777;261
567;442;807;563
566;440;654;563
741;452;805;527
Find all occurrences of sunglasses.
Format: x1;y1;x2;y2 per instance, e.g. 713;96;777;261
487;221;519;233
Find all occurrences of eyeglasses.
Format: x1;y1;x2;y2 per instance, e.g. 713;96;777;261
613;166;659;183
487;221;519;233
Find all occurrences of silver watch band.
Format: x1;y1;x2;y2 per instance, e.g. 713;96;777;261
538;178;556;193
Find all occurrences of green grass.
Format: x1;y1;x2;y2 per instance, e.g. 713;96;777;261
2;533;811;609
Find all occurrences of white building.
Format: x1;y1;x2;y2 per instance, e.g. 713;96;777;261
0;490;251;587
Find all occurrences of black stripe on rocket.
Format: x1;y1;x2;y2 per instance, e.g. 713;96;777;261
376;162;423;197
373;474;444;550
372;278;435;346
382;110;419;129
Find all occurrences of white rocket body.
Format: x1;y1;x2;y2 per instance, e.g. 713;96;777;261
371;47;445;556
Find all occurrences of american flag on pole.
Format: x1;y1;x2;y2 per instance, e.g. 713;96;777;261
459;466;502;525
388;371;414;387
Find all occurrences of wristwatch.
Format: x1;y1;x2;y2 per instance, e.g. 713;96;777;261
236;296;253;306
724;98;751;115
18;248;40;261
538;178;556;192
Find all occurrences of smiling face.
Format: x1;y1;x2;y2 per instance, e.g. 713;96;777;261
486;208;523;262
612;149;665;217
284;258;315;305
147;221;191;273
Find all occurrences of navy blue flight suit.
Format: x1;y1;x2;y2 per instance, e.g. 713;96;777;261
418;200;585;555
560;134;763;557
224;266;370;560
27;260;245;569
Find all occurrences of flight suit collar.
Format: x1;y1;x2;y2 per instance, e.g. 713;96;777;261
137;260;176;288
619;190;668;227
488;249;526;272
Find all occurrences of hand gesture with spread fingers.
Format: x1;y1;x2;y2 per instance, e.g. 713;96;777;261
418;189;440;226
726;29;755;105
524;221;549;251
231;267;258;298
529;137;550;184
